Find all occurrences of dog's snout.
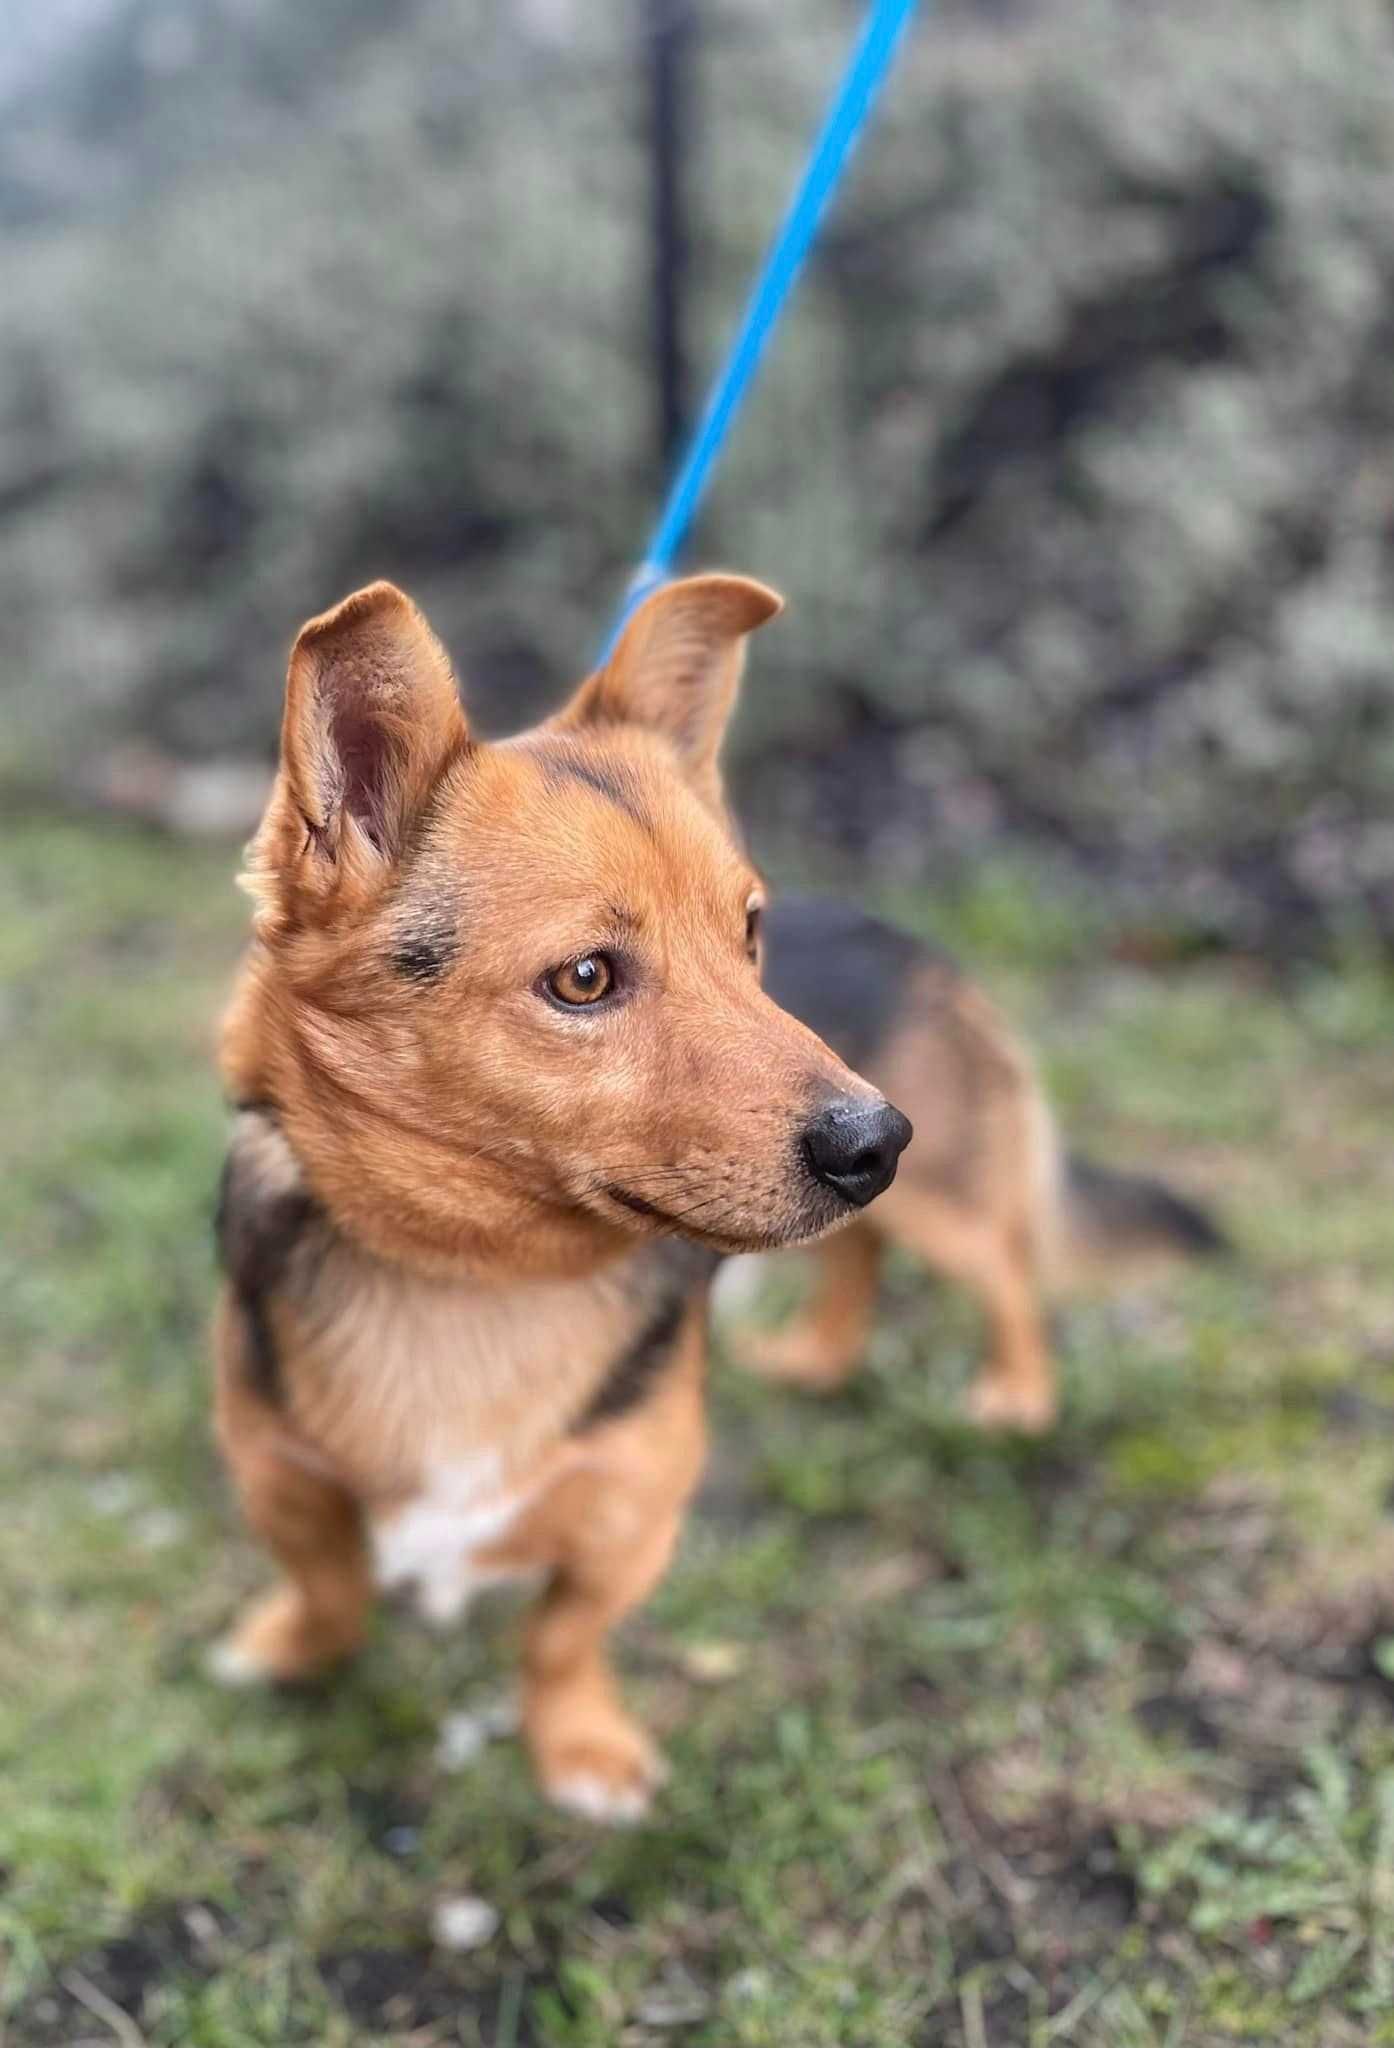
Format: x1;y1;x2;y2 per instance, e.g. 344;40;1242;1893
801;1097;912;1209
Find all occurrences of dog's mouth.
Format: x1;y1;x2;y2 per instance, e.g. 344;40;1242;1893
599;1177;844;1254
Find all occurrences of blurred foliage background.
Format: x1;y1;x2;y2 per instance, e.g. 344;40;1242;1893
8;11;1394;2041
2;0;1393;940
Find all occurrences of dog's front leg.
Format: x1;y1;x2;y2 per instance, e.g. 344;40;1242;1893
520;1508;682;1824
209;1351;374;1685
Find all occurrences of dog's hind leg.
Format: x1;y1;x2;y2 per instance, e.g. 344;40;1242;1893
740;1220;882;1391
209;1362;373;1685
956;1225;1057;1435
873;1186;1058;1434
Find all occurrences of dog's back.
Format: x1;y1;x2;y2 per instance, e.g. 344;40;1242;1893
744;893;1225;1430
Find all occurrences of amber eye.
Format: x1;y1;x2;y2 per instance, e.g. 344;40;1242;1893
745;896;764;962
546;954;615;1007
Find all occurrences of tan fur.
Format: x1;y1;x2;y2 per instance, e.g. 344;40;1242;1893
211;574;904;1818
743;964;1068;1434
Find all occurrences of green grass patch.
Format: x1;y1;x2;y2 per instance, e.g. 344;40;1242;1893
5;816;1394;2045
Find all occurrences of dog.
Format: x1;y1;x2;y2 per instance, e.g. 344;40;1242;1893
728;894;1226;1432
208;573;911;1821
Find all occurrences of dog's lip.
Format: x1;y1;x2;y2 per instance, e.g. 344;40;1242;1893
599;1181;839;1254
602;1182;677;1225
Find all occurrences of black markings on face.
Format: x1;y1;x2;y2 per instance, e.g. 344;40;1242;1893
389;886;458;982
392;928;456;982
533;739;654;831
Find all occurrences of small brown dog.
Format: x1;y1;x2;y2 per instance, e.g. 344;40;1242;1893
209;574;910;1820
732;896;1225;1432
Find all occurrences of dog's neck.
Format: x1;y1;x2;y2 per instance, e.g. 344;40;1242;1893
217;1105;713;1493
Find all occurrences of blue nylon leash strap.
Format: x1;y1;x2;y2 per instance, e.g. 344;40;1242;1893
601;0;921;660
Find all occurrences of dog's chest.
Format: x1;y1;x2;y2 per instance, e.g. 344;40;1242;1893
370;1452;539;1624
349;1269;640;1622
290;1233;710;1623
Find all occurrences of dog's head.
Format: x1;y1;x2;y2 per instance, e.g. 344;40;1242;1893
230;575;910;1275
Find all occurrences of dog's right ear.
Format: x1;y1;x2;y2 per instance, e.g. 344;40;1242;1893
553;574;782;812
248;582;470;933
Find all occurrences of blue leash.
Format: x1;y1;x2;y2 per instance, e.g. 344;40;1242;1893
601;0;921;659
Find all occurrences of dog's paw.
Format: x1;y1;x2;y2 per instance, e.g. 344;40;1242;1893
206;1586;360;1686
536;1723;669;1826
964;1375;1058;1435
547;1769;654;1826
205;1633;276;1687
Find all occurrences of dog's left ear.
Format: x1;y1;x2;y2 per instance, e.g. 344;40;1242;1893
556;574;782;809
249;582;470;933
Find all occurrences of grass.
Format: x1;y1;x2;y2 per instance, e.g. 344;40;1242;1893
4;816;1394;2045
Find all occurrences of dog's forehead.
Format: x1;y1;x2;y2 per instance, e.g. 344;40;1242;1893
456;737;741;864
432;732;749;895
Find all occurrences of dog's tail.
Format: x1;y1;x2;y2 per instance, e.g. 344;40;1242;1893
1054;1149;1229;1281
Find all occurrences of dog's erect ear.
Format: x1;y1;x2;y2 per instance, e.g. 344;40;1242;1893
282;581;468;855
250;582;469;929
555;574;782;809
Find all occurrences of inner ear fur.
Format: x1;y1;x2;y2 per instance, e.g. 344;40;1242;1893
555;573;782;808
250;581;470;930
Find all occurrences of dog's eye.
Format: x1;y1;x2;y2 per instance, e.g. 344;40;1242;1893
745;896;764;962
547;954;615;1007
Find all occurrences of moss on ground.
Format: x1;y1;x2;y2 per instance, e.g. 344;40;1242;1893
3;818;1394;2045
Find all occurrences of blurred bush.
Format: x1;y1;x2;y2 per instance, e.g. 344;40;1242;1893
2;0;1392;946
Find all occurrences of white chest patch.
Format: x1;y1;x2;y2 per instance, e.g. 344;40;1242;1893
371;1455;530;1625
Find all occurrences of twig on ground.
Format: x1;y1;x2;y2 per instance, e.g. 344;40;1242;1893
61;1972;148;2048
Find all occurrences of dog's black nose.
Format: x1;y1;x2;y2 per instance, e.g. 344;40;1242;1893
802;1098;912;1208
